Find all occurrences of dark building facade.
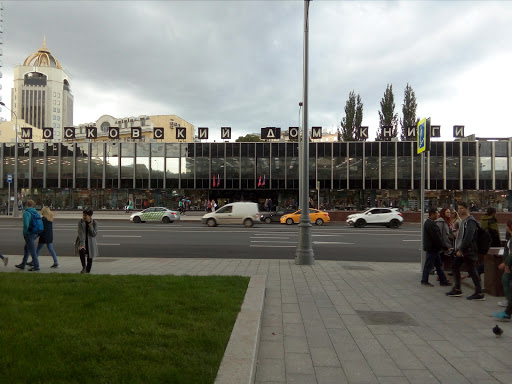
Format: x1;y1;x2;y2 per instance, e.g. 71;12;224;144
0;139;511;212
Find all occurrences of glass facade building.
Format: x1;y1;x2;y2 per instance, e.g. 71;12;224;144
1;140;511;212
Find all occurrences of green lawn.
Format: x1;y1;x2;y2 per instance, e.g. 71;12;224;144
0;274;249;384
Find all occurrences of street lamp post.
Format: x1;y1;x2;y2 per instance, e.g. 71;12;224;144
295;0;315;265
0;102;19;217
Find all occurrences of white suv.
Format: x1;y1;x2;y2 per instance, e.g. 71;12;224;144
346;208;403;228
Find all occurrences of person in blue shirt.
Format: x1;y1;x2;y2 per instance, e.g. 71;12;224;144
15;200;40;271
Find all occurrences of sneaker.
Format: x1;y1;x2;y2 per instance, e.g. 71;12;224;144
466;293;485;301
27;261;34;267
446;288;463;297
421;282;434;287
492;311;511;322
50;263;59;268
80;268;86;274
3;257;8;266
28;267;40;271
440;281;452;286
15;263;25;270
498;301;508;307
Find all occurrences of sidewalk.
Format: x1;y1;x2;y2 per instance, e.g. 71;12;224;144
2;256;511;384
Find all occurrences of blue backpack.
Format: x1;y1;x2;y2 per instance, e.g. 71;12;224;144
29;210;44;234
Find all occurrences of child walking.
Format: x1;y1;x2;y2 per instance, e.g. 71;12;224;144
36;206;59;268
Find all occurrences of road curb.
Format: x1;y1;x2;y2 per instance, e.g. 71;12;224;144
214;275;266;384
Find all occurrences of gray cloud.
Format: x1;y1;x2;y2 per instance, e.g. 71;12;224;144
2;0;511;140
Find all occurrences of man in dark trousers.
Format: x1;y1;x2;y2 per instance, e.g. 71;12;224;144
421;207;451;287
446;201;485;300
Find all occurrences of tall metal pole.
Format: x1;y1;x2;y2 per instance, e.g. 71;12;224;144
298;102;302;208
1;102;19;217
295;0;314;265
420;151;425;269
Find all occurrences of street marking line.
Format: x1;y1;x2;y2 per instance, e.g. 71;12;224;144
403;240;421;242
250;240;295;243
97;243;121;246
249;245;296;248
313;241;355;245
102;235;142;238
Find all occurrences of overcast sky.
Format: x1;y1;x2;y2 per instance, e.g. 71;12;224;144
1;0;511;141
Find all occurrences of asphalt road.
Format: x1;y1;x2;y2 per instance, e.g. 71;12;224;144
0;219;425;262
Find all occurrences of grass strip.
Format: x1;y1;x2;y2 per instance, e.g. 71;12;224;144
0;273;249;384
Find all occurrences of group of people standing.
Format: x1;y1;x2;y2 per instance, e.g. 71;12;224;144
8;200;99;274
422;202;512;321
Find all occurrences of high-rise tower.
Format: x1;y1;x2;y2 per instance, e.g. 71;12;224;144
11;38;73;139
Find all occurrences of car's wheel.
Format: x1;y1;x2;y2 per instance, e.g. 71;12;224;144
315;218;324;226
244;219;254;228
286;218;294;225
355;219;366;228
133;216;141;223
390;219;400;228
162;216;170;223
265;217;272;224
207;218;217;227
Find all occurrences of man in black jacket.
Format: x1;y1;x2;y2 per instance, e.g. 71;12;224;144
446;201;484;300
422;207;451;287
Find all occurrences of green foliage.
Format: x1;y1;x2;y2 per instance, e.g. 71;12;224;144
0;274;249;384
376;84;398;141
339;91;364;141
235;134;262;142
400;83;418;141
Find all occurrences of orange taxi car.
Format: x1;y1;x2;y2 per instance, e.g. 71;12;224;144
280;208;330;226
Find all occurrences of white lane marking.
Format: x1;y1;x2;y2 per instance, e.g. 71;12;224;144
250;237;290;240
250;240;296;243
250;245;296;248
97;243;121;246
102;235;142;238
403;239;421;242
313;241;355;245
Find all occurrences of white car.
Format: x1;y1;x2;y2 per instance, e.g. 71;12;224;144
130;207;180;223
346;208;403;228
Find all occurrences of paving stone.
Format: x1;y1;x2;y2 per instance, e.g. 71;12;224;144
282;303;300;313
315;367;348;384
285;352;315;375
377;377;410;384
256;358;285;382
310;347;341;368
285;373;317;384
402;369;441;384
283;323;306;338
259;340;285;359
284;336;309;354
340;359;379;384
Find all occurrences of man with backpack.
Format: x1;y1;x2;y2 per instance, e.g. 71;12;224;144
446;201;485;300
15;200;44;271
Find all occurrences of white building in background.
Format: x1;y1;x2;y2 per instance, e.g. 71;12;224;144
11;38;73;140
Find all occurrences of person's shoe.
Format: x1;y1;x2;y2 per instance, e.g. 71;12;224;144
440;281;452;286
466;293;485;301
28;267;40;271
492;311;511;322
50;263;59;268
27;261;34;267
498;301;508;307
15;263;25;270
436;276;440;281
80;267;86;274
421;282;434;287
3;257;8;266
446;288;463;297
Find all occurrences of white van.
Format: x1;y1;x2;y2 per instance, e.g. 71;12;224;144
201;202;260;227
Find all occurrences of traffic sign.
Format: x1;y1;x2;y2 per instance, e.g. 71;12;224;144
6;174;12;183
417;118;426;154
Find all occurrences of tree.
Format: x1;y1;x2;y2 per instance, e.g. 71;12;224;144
339;90;363;141
235;134;262;142
400;83;418;141
376;84;398;141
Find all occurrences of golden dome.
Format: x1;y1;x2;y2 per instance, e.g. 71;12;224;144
23;37;62;69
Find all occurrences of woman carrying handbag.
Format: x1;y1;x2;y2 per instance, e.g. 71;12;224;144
75;208;99;274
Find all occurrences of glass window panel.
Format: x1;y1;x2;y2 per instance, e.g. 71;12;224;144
136;157;149;179
166;158;180;179
121;157;134;180
241;157;256;178
495;142;508;157
495;157;508;181
91;143;104;157
195;157;209;179
121;142;135;157
478;142;491;157
166;143;180;158
397;156;411;189
32;143;44;157
181;158;194;180
137;143;150;157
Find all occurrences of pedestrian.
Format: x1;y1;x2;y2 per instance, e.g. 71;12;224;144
493;230;512;321
212;200;217;212
15;199;42;271
125;199;130;213
75;208;99;274
436;208;454;264
480;207;501;247
35;206;59;268
0;252;7;266
267;198;272;212
446;201;485;300
421;207;451;287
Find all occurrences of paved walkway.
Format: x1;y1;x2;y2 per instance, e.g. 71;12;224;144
2;256;511;384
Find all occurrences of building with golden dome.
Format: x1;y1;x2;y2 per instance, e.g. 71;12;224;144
11;38;73;139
